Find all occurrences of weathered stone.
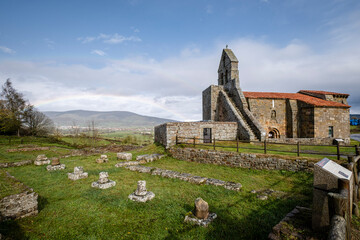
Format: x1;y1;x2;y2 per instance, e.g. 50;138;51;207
68;166;88;180
257;195;268;200
96;155;108;163
188;176;207;185
206;178;226;186
184;197;217;227
312;158;352;231
328;215;346;240
51;157;60;166
117;152;132;161
170;148;314;172
36;154;47;161
34;154;50;166
0;160;33;168
91;172;116;189
136;154;165;162
135;180;147;196
224;181;242;191
46;164;65;171
0;191;38;221
115;161;140;167
195;198;209;219
184;213;217;227
128;180;155;202
125;165;153;173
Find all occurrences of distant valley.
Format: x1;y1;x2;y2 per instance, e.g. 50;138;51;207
44;110;176;128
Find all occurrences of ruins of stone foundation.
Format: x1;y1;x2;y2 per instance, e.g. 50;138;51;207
68;166;88;180
184;197;217;227
128;180;155;202
46;158;65;171
91;172;116;189
96;154;108;163
34;154;50;166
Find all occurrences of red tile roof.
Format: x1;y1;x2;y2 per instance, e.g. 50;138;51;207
298;90;349;96
243;91;350;108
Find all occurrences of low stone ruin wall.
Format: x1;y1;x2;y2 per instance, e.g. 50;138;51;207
169;147;314;172
0;173;38;221
0;160;33;168
266;137;350;146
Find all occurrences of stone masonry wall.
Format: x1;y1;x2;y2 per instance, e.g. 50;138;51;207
154;123;167;147
202;85;223;121
314;107;350;140
247;98;287;137
170;147;314;172
0;173;38;221
154;122;238;149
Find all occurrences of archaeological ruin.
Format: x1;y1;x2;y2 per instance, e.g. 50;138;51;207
155;48;350;148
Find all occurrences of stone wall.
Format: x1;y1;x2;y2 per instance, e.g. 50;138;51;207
169;147;314;172
0;160;33;168
154;123;167;148
266;137;339;145
314;107;350;140
154;122;237;149
0;173;38;221
247;98;287;138
202;85;222;121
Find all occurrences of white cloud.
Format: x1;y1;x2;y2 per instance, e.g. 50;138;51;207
0;46;15;54
78;33;141;44
91;49;106;56
1;10;360;121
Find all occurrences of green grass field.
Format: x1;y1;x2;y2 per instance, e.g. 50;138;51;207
0;137;315;239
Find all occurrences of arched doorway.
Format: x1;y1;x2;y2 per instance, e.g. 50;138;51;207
268;128;280;138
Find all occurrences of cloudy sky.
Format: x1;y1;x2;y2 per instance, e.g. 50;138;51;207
0;0;359;121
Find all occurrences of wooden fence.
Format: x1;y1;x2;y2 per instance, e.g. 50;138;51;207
176;136;360;160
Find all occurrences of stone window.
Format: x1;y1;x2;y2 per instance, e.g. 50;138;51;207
203;128;212;143
328;126;334;138
271;110;276;120
225;70;228;84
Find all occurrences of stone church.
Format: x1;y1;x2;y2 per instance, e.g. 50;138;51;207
155;48;350;148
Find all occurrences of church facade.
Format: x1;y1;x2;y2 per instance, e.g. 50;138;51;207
155;49;350;148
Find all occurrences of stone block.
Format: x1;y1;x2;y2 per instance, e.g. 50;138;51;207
46;164;65;171
115;161;140;167
68;166;88;180
117;152;132;161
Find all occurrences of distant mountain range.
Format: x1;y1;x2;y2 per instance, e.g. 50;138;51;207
351;114;360;119
44;110;176;128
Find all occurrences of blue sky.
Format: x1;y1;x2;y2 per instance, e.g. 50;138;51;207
1;0;360;121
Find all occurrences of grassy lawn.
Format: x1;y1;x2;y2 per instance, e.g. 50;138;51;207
0;136;75;163
100;131;153;145
0;141;313;239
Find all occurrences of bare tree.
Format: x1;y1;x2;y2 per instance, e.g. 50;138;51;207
23;108;54;136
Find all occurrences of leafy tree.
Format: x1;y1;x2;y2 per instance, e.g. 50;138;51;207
0;79;29;135
0;79;54;136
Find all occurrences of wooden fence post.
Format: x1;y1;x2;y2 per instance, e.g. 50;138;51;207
213;138;215;150
337;141;341;160
264;139;267;154
175;135;178;145
236;138;239;152
193;137;196;148
297;142;300;157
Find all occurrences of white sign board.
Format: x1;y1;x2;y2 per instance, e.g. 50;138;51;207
316;158;352;180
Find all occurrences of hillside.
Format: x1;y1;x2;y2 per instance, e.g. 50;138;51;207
44;110;176;128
